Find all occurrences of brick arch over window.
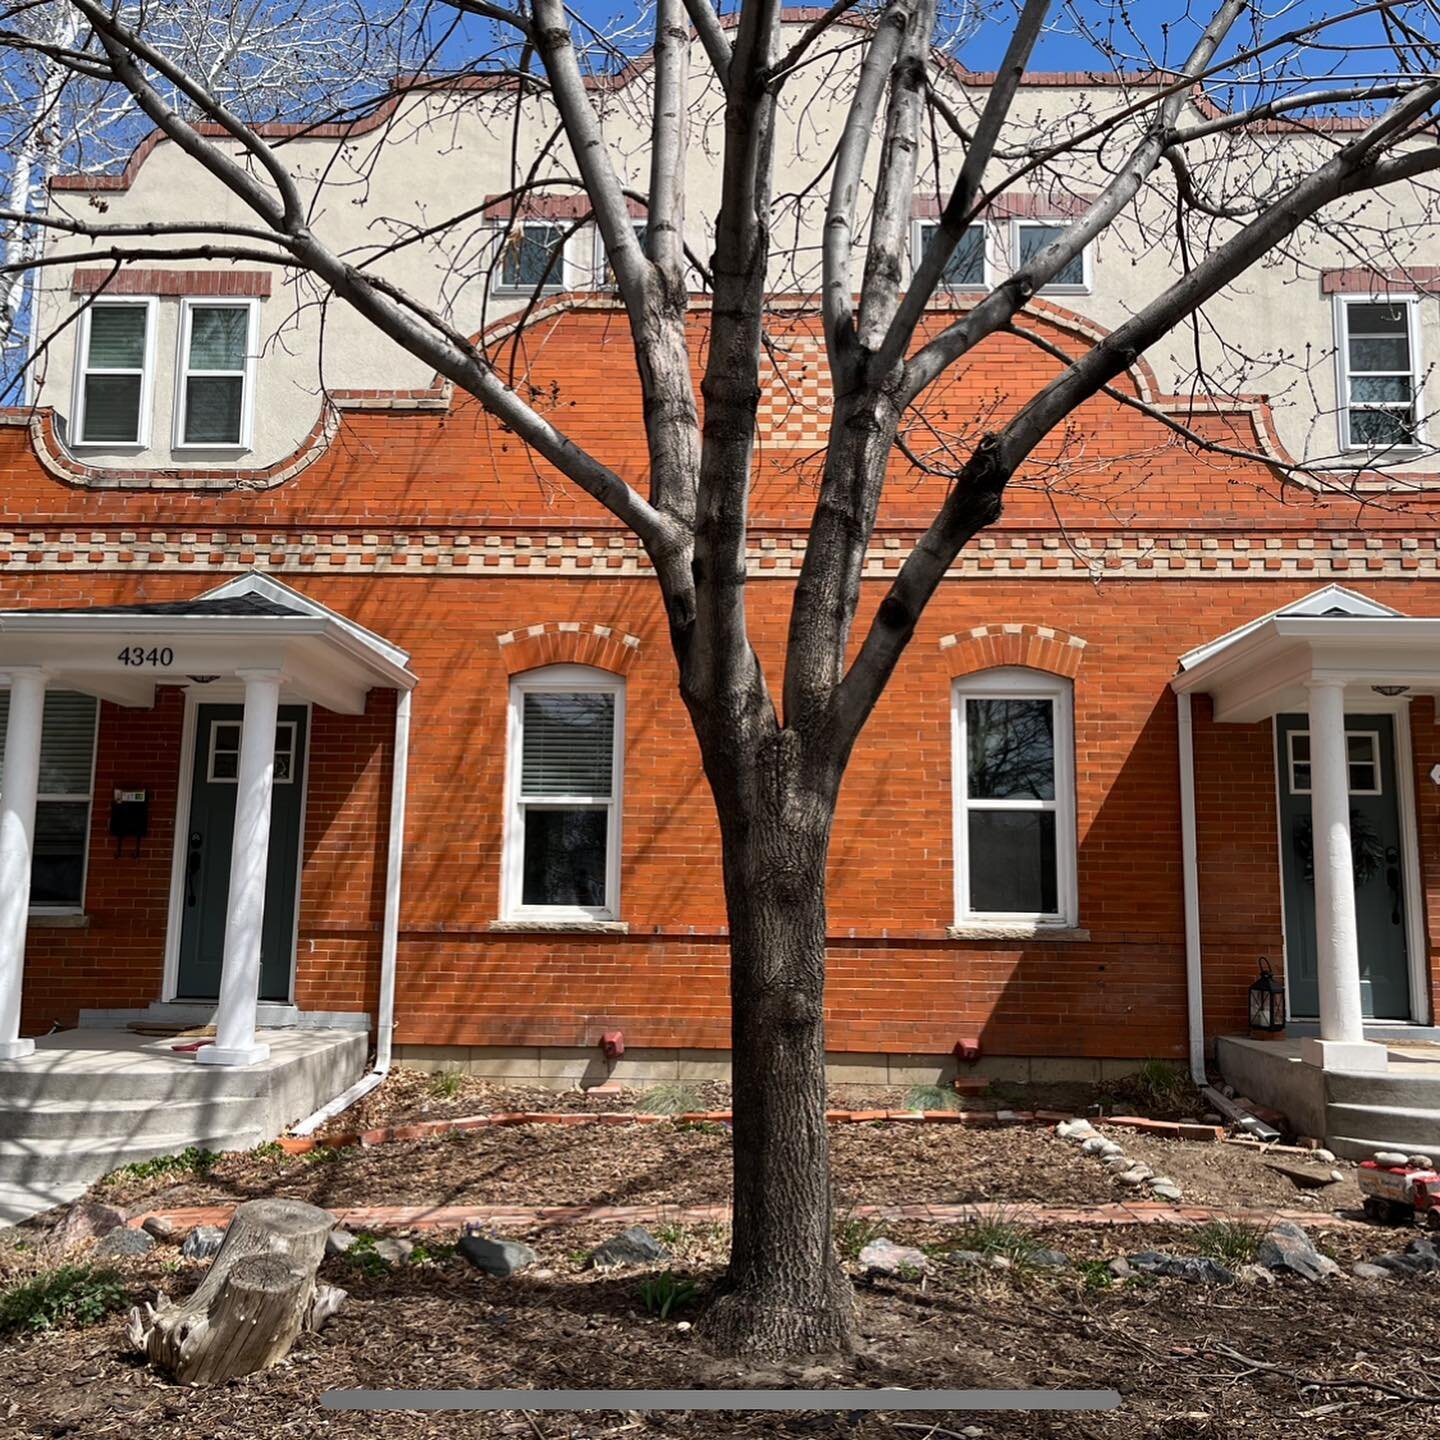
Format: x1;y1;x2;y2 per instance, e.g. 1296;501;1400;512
939;624;1087;679
497;621;642;677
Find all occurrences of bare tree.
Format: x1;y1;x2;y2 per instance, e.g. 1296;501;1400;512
5;0;1440;1356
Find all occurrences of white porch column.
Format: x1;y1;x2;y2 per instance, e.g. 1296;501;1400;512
0;669;47;1061
1300;679;1388;1073
198;669;281;1068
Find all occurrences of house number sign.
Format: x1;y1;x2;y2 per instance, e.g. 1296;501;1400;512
116;646;176;667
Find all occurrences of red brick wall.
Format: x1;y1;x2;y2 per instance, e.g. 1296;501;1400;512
6;301;1440;1059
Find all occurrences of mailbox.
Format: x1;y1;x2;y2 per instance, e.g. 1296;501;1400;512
109;789;149;854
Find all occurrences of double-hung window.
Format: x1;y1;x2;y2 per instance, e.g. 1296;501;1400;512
0;690;98;911
952;668;1077;926
1014;220;1088;292
498;222;567;292
176;300;257;448
1337;297;1422;451
75;299;155;446
504;665;624;920
916;221;987;289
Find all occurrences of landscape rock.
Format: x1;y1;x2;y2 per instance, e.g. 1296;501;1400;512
180;1225;226;1261
1151;1181;1184;1203
1115;1165;1153;1187
54;1199;127;1250
1103;1154;1135;1172
589;1226;670;1270
1106;1257;1132;1280
1029;1248;1070;1269
1237;1263;1275;1287
1374;1236;1440;1277
1263;1160;1341;1191
947;1249;987;1267
1080;1137;1110;1156
988;1255;1012;1271
1128;1251;1234;1285
1314;1149;1337;1164
1255;1221;1340;1281
1056;1119;1097;1142
1375;1150;1410;1167
1409;1155;1435;1170
1352;1262;1395;1281
857;1238;929;1279
326;1228;358;1257
459;1234;538;1277
140;1215;181;1244
93;1225;155;1259
371;1237;414;1265
1203;1113;1225;1125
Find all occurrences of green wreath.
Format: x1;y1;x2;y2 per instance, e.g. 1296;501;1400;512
1292;810;1386;887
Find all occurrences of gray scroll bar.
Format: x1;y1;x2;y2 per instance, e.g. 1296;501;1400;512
322;1389;1121;1412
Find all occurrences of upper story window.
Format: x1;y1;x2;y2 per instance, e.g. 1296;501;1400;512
951;667;1077;927
1015;220;1089;293
74;298;155;447
915;221;987;289
596;221;650;287
0;689;98;912
176;300;257;449
498;222;567;293
503;665;624;920
1336;297;1423;451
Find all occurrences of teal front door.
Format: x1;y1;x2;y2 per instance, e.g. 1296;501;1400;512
175;703;308;1002
1277;712;1411;1021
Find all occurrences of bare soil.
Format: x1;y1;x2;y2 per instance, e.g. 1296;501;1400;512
3;1215;1436;1440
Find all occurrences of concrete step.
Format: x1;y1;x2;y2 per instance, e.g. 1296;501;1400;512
0;1095;257;1141
0;1180;88;1228
0;1130;264;1187
1326;1102;1440;1160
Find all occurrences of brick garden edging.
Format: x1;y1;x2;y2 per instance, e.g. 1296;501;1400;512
127;1199;1360;1235
277;1109;1226;1155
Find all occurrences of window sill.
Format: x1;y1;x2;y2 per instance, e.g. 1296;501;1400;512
28;913;90;929
948;923;1089;942
69;440;146;452
172;443;251;455
488;919;629;934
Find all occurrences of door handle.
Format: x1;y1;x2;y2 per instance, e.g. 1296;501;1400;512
186;831;203;907
1386;845;1402;926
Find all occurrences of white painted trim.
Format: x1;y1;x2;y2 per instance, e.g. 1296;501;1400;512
172;296;259;451
1271;714;1293;1021
163;692;306;1004
1177;692;1207;1087
377;689;410;1072
502;663;625;922
70;295;158;449
1333;292;1427;454
950;666;1077;927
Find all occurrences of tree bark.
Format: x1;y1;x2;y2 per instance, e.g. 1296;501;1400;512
700;741;856;1356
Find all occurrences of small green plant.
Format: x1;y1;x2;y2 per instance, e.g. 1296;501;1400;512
344;1234;390;1277
406;1241;456;1266
1192;1220;1263;1267
637;1270;699;1319
303;1143;345;1164
905;1083;963;1113
0;1265;127;1334
947;1206;1040;1267
101;1146;220;1185
1075;1259;1115;1291
1128;1059;1195;1112
636;1083;702;1116
252;1140;285;1162
428;1068;466;1099
835;1206;887;1262
652;1222;687;1248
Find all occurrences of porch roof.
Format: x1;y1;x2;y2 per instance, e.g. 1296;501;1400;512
0;574;415;714
1172;583;1440;723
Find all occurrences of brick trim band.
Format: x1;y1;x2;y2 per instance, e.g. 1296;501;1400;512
939;623;1088;678
71;268;273;298
1321;267;1440;295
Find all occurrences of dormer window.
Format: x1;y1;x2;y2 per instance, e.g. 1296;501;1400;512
176;300;256;449
74;298;155;447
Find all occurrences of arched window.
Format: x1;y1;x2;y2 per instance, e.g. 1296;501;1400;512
503;665;624;921
951;667;1076;927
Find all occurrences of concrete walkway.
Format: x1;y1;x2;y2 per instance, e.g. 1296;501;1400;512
127;1199;1364;1234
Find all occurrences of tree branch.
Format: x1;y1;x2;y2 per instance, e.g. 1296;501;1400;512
679;0;731;86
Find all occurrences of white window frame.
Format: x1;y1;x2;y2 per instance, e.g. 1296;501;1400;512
1011;219;1091;295
951;667;1077;927
173;297;258;451
1334;293;1426;453
493;220;570;295
502;664;625;922
1285;726;1383;797
71;296;157;449
912;219;991;290
0;686;100;916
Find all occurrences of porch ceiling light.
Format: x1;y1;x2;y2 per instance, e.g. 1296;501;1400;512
1372;684;1411;696
187;674;221;684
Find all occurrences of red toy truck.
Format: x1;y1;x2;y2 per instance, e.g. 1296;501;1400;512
1359;1160;1440;1226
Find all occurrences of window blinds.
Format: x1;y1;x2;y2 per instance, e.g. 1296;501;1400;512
0;691;98;796
520;692;614;798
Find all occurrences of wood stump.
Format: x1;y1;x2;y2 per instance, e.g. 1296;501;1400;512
126;1198;347;1386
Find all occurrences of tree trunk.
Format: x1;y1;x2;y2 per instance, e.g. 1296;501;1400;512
700;753;856;1357
126;1198;344;1385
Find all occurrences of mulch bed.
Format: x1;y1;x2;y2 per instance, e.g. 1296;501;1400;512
4;1215;1437;1439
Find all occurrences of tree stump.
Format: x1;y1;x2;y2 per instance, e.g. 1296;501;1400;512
126;1198;347;1386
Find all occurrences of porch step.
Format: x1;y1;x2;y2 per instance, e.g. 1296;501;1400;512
1326;1102;1440;1161
0;1096;256;1141
0;1181;88;1228
0;1131;265;1187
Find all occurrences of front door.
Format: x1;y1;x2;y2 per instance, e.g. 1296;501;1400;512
1277;712;1410;1020
175;703;308;1002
